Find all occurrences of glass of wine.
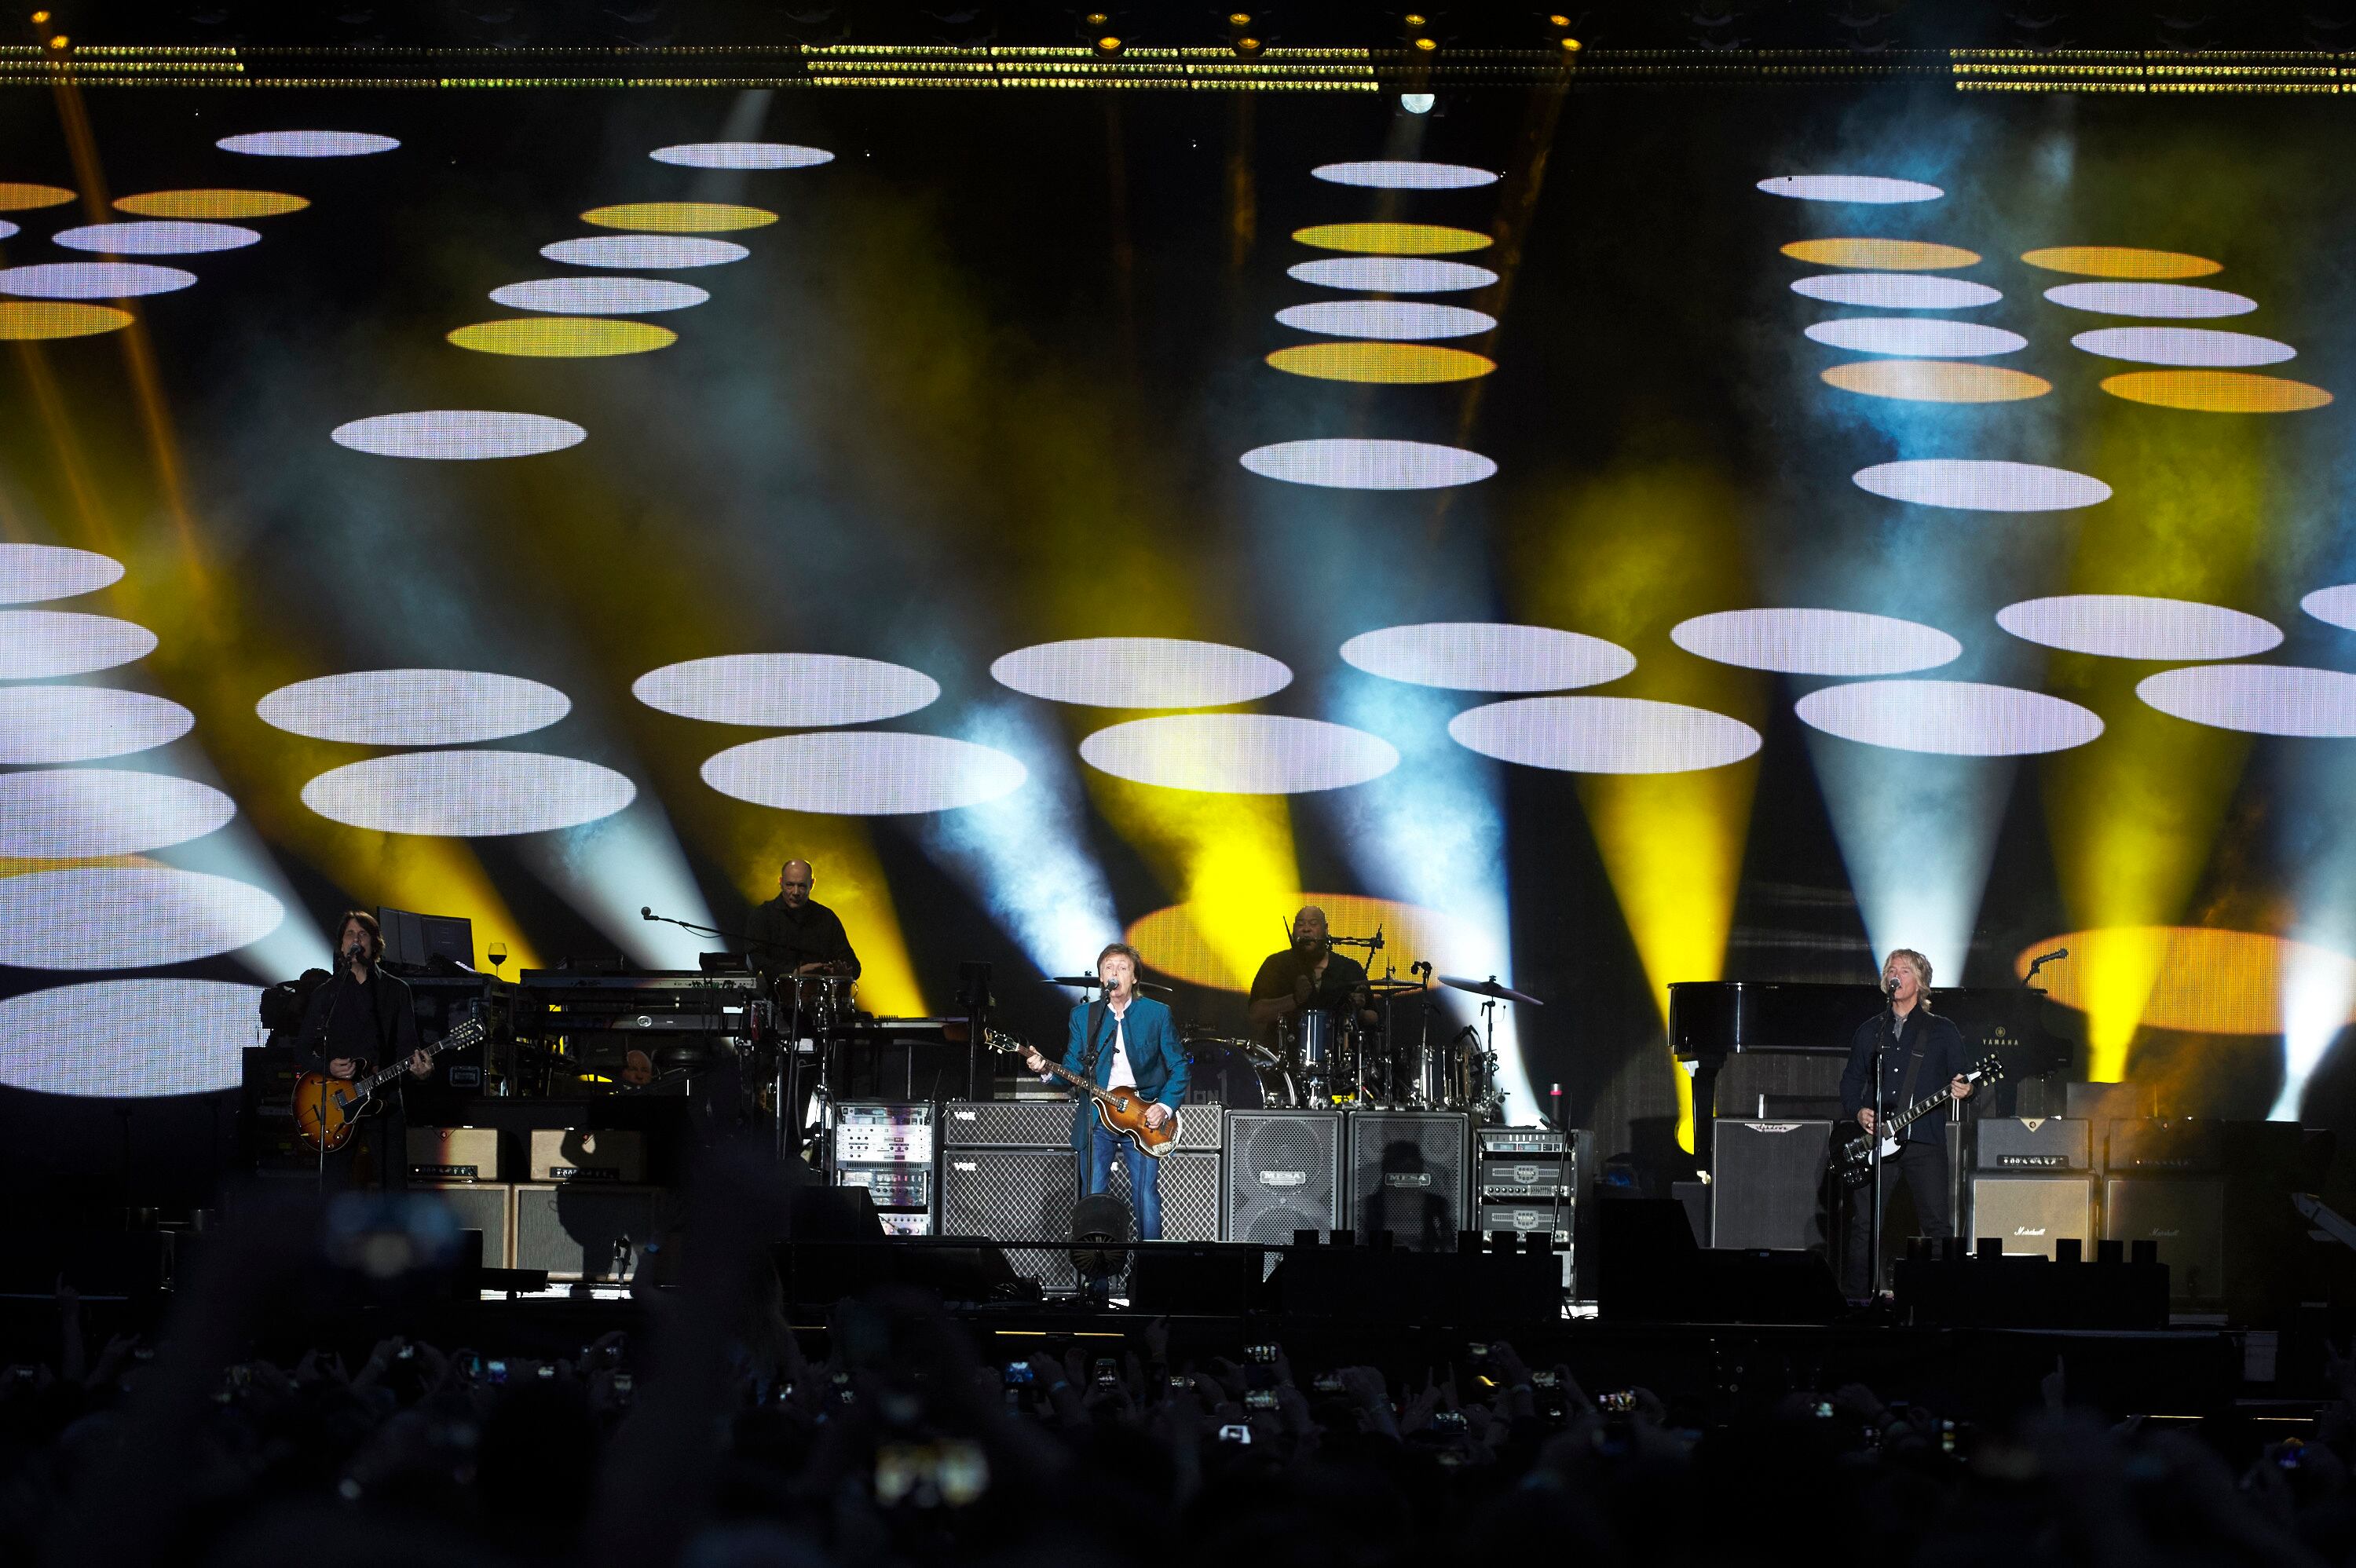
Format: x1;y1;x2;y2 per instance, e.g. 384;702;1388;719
488;941;508;974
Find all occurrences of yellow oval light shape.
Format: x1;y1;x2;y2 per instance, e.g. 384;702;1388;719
1267;342;1496;383
2018;927;2356;1036
2021;246;2221;279
1293;222;1493;255
446;317;677;358
113;189;309;218
1780;237;1979;270
582;202;777;233
1822;360;2051;403
2099;369;2331;412
0;182;75;211
0;302;132;340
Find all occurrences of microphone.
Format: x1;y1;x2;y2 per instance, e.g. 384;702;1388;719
1883;975;1899;997
1370;925;1385;953
640;906;654;922
2026;946;2067;967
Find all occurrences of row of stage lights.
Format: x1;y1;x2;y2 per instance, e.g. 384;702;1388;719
1079;11;1581;61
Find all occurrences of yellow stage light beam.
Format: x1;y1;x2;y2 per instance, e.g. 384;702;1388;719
725;813;925;1017
1089;774;1298;991
1509;462;1765;1152
2041;408;2274;1081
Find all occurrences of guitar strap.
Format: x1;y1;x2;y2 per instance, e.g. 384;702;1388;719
1890;1013;1930;1140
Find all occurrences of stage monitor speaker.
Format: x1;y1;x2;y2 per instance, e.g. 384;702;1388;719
1976;1118;2090;1172
423;1181;514;1269
1709;1119;1831;1252
939;1100;1072;1149
939;1147;1079;1294
1348;1111;1471;1252
1968;1174;2094;1260
1107;1148;1222;1243
512;1184;664;1281
2103;1178;2225;1305
1224;1110;1343;1248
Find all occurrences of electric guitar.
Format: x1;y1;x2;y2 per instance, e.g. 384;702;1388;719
985;1027;1180;1157
291;1014;488;1154
1831;1053;2003;1189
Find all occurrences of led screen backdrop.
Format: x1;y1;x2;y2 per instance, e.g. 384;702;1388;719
3;80;2354;1174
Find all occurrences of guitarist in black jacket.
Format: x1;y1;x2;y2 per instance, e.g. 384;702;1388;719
295;910;437;1190
1838;948;1975;1298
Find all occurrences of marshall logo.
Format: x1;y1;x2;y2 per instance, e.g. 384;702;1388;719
1260;1170;1308;1188
2151;1228;2182;1237
1383;1171;1435;1190
2013;1225;2047;1236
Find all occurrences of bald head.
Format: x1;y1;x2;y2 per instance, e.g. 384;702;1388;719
779;860;814;908
1292;905;1328;953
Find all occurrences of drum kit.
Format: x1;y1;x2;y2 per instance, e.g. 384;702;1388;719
1183;941;1542;1120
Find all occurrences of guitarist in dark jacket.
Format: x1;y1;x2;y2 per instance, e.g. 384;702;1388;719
296;910;436;1190
1838;947;1974;1297
1024;942;1189;1241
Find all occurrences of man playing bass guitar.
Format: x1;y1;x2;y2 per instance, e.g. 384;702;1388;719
1024;942;1188;1241
1838;946;1976;1298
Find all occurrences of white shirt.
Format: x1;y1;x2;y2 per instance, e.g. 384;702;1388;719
1103;1000;1135;1088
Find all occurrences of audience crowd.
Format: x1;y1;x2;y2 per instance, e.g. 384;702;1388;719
3;1155;2351;1568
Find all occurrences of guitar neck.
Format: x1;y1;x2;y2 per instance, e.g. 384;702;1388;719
1041;1058;1114;1106
356;1024;476;1095
1886;1074;1971;1137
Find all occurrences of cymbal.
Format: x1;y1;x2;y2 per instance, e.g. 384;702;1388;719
1437;974;1543;1007
1365;977;1428;994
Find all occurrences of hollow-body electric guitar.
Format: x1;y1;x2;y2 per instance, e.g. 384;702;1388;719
985;1027;1180;1157
291;1014;488;1153
1831;1053;2003;1189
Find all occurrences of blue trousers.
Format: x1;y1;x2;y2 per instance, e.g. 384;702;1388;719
1085;1117;1161;1241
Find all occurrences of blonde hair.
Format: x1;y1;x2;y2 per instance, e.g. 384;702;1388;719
1887;948;1933;992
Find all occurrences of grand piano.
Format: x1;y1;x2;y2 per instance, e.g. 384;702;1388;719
1668;981;2067;1161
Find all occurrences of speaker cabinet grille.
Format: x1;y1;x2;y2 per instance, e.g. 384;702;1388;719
2102;1177;2225;1304
1107;1149;1222;1243
1224;1110;1342;1247
1709;1119;1831;1252
423;1181;512;1268
940;1148;1078;1293
1968;1175;2094;1259
1347;1112;1471;1252
512;1184;663;1281
940;1100;1072;1148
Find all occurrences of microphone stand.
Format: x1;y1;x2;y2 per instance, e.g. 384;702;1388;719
1866;985;1895;1309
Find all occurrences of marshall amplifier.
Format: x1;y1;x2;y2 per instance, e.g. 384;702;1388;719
2104;1119;2221;1175
2103;1177;2225;1305
1967;1175;2094;1260
1975;1118;2090;1172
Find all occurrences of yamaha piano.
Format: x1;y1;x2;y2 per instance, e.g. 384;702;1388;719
1667;981;2065;1162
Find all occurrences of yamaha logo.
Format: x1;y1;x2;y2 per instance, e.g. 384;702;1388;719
1260;1170;1307;1188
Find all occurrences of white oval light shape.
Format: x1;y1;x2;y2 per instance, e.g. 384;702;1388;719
0;611;157;679
633;653;939;727
0;543;123;604
331;411;586;460
302;751;636;835
488;276;709;314
2043;282;2257;319
652;141;833;169
1079;715;1398;794
2136;664;2356;737
1996;594;2282;660
217;130;400;157
991;638;1290;708
1852;459;2111;512
1671;608;1962;676
1757;174;1944;203
1448;696;1760;774
1286;258;1499;293
53;221;261;256
1796;679;2102;755
0;868;284;970
1313;160;1500;189
2068;326;2294;367
0;687;193;763
1804;318;2025;357
1791;272;1999;309
1275;300;1496;340
0;262;196;299
1340;623;1633;692
0;220;16;241
703;733;1027;814
0;769;236;856
0;979;264;1097
258;669;572;746
540;235;750;269
2304;584;2356;631
1241;439;1495;490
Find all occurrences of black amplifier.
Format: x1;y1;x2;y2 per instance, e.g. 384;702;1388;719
2104;1118;2220;1175
1976;1117;2090;1171
1478;1157;1573;1199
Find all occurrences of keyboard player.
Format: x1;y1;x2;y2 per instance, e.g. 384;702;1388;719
746;859;862;986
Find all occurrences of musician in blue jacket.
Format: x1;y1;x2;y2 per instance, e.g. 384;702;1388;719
1838;947;1975;1297
1023;941;1188;1241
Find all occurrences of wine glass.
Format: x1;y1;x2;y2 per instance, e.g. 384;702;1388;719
488;941;508;974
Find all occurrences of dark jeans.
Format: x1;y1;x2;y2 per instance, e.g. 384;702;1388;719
1841;1136;1950;1296
1085;1120;1161;1241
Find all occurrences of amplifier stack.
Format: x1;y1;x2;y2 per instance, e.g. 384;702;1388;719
1964;1117;2224;1305
1475;1125;1582;1290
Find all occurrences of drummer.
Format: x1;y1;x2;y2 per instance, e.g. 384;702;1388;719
1246;905;1377;1049
747;858;862;987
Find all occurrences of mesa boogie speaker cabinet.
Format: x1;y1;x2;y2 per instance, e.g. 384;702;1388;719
1348;1111;1472;1251
1224;1109;1343;1248
938;1147;1080;1294
1967;1175;2095;1260
1709;1119;1832;1252
2103;1178;2226;1305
